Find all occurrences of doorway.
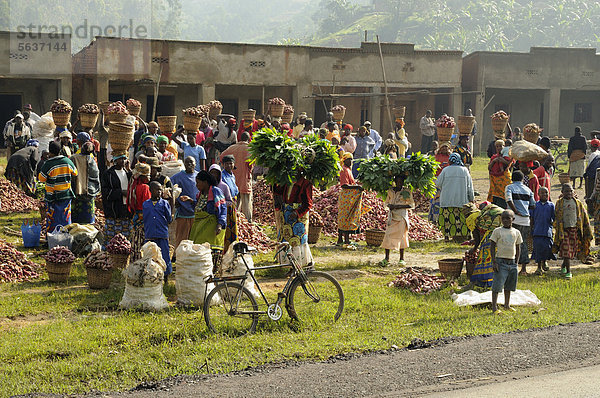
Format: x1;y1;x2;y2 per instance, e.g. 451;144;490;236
218;98;239;118
0;94;22;148
146;95;175;121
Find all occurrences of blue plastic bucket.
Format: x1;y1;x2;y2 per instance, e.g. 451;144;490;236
21;222;42;248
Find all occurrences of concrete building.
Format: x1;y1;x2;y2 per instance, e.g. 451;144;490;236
73;37;463;149
0;31;72;130
463;47;600;154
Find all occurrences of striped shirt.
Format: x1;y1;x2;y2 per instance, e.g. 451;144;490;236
38;155;78;202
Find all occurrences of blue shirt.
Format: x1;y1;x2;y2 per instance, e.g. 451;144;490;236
505;181;535;225
354;135;375;160
222;169;239;199
143;198;172;239
531;200;555;237
180;142;206;171
170;170;198;218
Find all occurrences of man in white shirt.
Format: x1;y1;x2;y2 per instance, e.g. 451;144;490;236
320;112;339;131
363;121;382;156
419;110;436;153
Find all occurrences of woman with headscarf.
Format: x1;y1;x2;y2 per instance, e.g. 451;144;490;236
435;153;474;241
127;163;152;261
464;201;504;288
5;139;40;196
336;152;367;247
156;135;176;162
101;154;132;242
70;141;100;224
428;142;452;224
208;164;236;253
57;128;77;157
184;170;227;251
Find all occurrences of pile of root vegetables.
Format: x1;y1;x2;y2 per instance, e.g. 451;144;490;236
0;239;40;283
0;179;42;214
388;268;446;294
237;212;272;252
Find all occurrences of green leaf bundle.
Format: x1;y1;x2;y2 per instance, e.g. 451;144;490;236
298;135;341;188
248;128;301;186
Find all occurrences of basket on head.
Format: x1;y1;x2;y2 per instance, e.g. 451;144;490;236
438;258;463;279
183;114;201;132
558;173;570;185
127;105;141;117
491;118;509;133
281;113;294;124
108;122;134;151
365;229;385;247
437;127;454;142
109;113;129;123
268;104;285;117
86;268;113;289
308;225;322;244
46;261;73;283
332;109;346;121
523;131;540;144
208;106;222;120
457;116;475;136
393;106;406;118
98;101;111;114
157;116;177;133
242;109;256;120
52;112;71;127
79;112;99;129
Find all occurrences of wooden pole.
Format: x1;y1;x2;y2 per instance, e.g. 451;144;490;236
376;35;395;134
152;62;163;122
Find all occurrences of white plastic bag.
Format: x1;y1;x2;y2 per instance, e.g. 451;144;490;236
162;160;184;178
175;240;218;306
452;289;541;307
32;112;55;139
47;225;73;250
119;284;169;311
220;241;260;298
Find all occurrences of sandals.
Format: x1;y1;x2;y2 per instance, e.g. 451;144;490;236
533;269;543;276
378;259;390;267
398;259;406;266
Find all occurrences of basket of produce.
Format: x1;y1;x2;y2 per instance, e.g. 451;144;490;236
157;116;177;133
308;212;324;244
523;123;541;144
242;109;256;121
50;99;72;127
84;249;113;289
559;172;570;185
208;100;223;120
281;105;294;124
436;115;455;142
183;106;203;132
107;101;129;123
78;103;100;129
438;258;463;279
98;101;111;114
108;122;134;151
331;104;346;121
457;115;475;136
126;98;141;116
365;229;385;247
268;97;286;117
106;233;132;269
491;110;509;133
393;106;406;118
44;246;75;283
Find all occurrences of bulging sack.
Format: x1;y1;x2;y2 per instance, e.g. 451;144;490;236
47;225;73;250
509;140;549;162
175;240;218;306
220;241;260;298
162;160;184;178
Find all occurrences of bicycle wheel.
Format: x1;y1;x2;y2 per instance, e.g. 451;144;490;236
204;283;259;335
287;271;344;323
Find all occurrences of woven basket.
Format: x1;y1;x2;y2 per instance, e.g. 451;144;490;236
268;104;285;118
457;116;475;136
79;112;99;129
242;110;256;120
98;101;111;114
393;106;406;118
437;127;454;142
491;118;509;133
86;267;113;289
209;106;222;120
127;105;141;117
46;261;73;283
52;112;71;127
559;173;570;185
332;109;346;121
183;114;202;132
365;229;385;247
438;258;463;279
281;113;294;124
108;124;134;151
308;225;322;244
109;253;130;269
493;131;506;140
108;113;128;123
157;116;177;133
109;121;134;133
523;130;540;144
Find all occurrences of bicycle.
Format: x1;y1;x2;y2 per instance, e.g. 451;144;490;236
203;241;344;335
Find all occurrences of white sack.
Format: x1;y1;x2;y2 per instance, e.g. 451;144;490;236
175;240;218;306
221;241;260;298
452;289;542;307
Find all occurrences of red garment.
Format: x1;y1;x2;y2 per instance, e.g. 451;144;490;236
127;179;151;213
220;142;253;194
195;131;206;146
273;177;313;218
534;166;551;199
526;171;540;201
435;153;450;176
339;165;355;185
489;154;510;176
237;123;254;142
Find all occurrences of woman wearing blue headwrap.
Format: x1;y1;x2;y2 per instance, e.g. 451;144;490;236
435;152;474;241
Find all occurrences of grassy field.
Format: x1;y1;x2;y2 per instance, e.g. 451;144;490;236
0;156;599;396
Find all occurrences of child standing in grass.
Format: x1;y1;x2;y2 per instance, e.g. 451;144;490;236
143;181;173;281
490;209;522;314
553;184;593;279
380;174;413;266
530;187;555;275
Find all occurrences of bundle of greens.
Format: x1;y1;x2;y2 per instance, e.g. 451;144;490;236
298;135;341;188
357;155;402;199
249;128;301;186
399;152;438;199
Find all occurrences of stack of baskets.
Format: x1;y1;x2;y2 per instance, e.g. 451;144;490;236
108;121;134;154
157;116;177;134
365;229;385;247
457;116;475;136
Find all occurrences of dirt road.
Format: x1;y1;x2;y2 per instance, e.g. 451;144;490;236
112;322;600;397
